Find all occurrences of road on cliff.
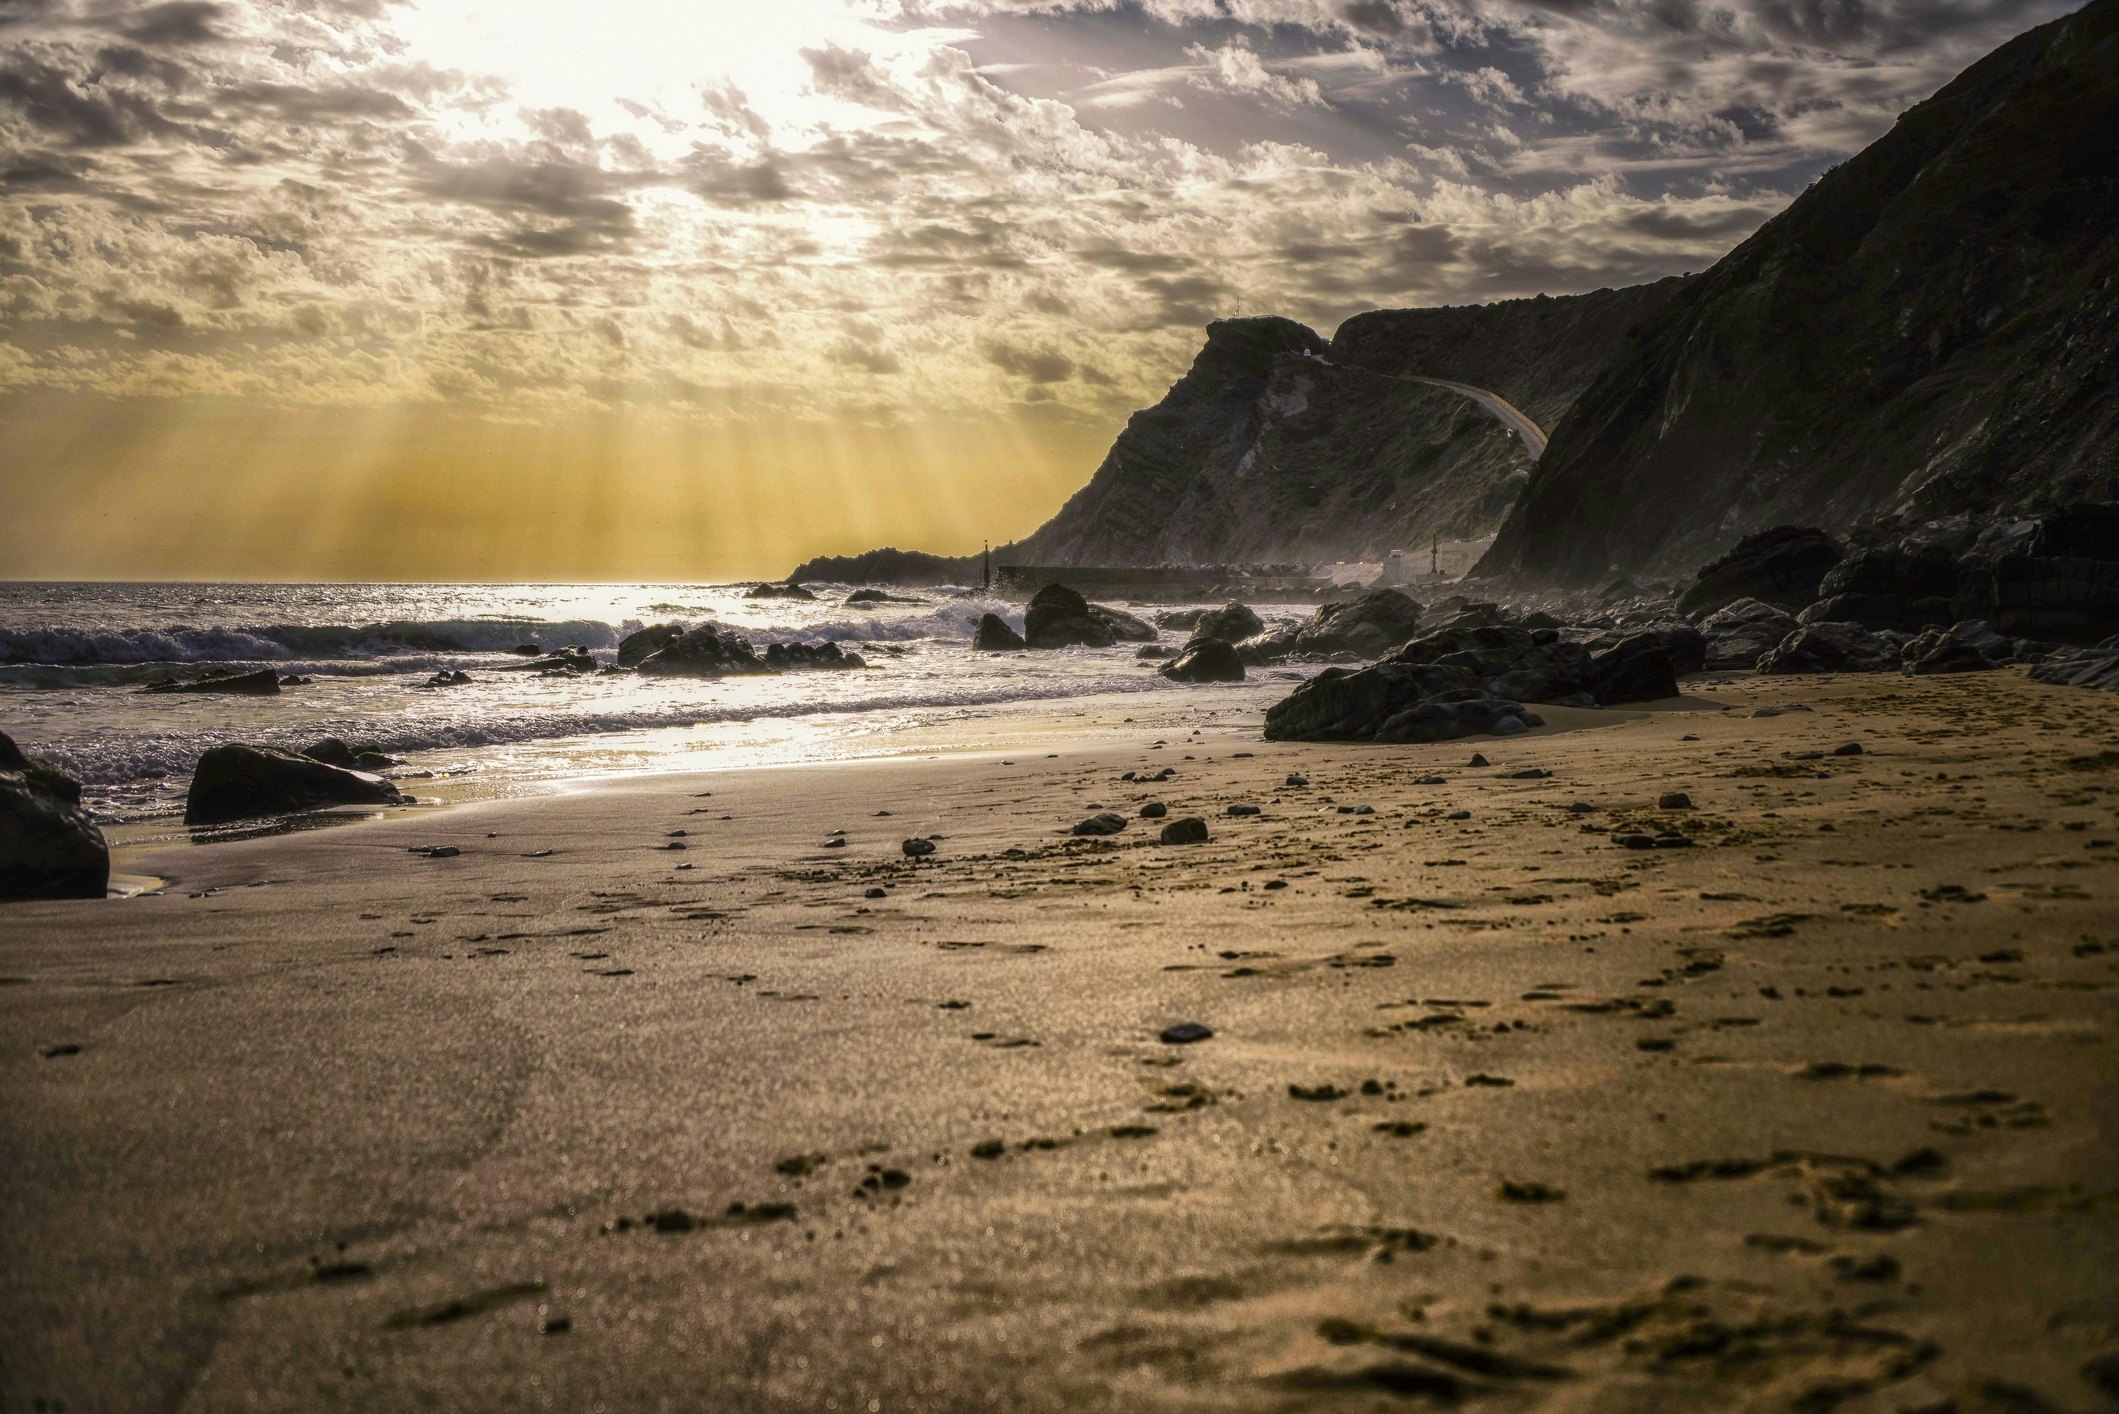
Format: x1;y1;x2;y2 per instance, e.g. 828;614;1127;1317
1314;358;1548;460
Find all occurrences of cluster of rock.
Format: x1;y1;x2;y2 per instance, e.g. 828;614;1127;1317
1262;617;1695;743
619;624;867;677
1;730;108;900
1022;584;1156;649
1672;505;2119;684
142;667;287;695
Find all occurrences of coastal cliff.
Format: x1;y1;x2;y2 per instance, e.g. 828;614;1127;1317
1477;0;2119;583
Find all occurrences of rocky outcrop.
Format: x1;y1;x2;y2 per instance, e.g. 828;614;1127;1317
1954;508;2119;640
634;627;866;676
1757;622;1898;676
617;624;686;668
746;583;816;601
1263;662;1539;744
185;744;407;825
1698;598;1801;670
784;547;978;585
142;667;281;695
761;642;866;672
1160;639;1245;683
1022;584;1155;649
1241;589;1421;662
2029;637;2119;693
1480;3;2119;583
1675;528;1845;616
972;613;1026;651
1;731;108;900
1902;624;2002;675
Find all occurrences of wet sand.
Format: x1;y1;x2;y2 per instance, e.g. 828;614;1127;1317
4;670;2117;1412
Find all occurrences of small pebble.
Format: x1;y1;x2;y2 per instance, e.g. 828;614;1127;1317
1160;1022;1213;1044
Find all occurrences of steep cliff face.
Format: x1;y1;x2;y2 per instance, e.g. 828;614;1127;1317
1478;0;2119;584
1010;284;1683;567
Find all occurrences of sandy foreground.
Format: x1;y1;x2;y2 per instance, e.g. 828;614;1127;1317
3;671;2118;1413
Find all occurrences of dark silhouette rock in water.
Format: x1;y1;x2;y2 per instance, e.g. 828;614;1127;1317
1264;661;1539;744
1698;598;1801;670
185;744;406;825
142;667;282;696
1161;638;1245;684
1675;528;1844;616
844;588;920;605
635;627;772;677
762;642;865;671
491;647;596;674
302;738;394;772
1022;584;1155;649
1758;622;1897;675
1242;589;1422;662
1481;4;2119;582
972;614;1026;651
785;547;977;586
0;730;109;900
617;623;686;668
745;582;816;601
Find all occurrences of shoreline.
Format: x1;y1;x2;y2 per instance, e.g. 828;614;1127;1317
5;668;2117;1411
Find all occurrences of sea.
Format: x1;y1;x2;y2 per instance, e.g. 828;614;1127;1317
0;581;1299;844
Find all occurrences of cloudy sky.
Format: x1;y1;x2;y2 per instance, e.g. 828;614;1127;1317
0;0;2074;579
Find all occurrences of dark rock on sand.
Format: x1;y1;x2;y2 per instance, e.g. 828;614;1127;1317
1160;638;1245;683
1073;813;1127;837
185;744;406;825
1243;589;1421;663
1698;598;1801;670
1140;802;1168;818
0;731;109;900
1758;621;1898;675
1023;584;1156;649
1585;633;1680;703
1159;817;1210;845
972;614;1026;652
1160;1022;1213;1044
901;838;937;858
1956;522;2119;641
1902;624;2001;675
617;623;686;668
143;667;282;696
2029;637;2119;694
1264;662;1537;744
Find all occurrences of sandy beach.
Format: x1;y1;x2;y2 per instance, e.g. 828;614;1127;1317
4;669;2118;1412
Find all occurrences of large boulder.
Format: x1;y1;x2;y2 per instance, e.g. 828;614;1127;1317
1676;526;1844;616
745;582;817;601
1154;602;1264;641
1585;633;1680;703
1242;589;1422;662
142;667;281;696
635;627;772;676
302;738;394;771
1;731;109;900
1264;662;1538;744
1160;638;1245;683
972;613;1026;651
1022;584;1156;649
1757;621;1898;675
617;623;686;668
1955;553;2119;642
185;744;406;825
1698;598;1799;669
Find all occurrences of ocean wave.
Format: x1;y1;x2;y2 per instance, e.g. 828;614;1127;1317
0;618;624;666
36;673;1164;787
